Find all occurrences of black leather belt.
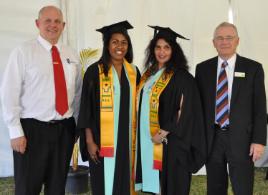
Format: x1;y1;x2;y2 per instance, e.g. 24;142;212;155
214;124;229;131
46;120;63;124
31;118;72;125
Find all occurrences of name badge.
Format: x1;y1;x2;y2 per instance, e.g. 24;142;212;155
234;72;245;78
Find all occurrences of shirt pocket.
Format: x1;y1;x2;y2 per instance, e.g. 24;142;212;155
63;61;78;97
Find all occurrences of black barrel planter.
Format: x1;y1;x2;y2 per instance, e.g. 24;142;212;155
65;165;89;194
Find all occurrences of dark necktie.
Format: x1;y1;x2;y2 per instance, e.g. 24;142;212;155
215;61;229;127
51;46;68;115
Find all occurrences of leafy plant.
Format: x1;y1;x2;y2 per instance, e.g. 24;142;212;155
72;48;99;171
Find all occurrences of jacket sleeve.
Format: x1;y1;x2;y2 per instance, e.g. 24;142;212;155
252;63;267;145
161;73;207;173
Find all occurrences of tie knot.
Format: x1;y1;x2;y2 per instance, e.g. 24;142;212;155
222;61;228;68
51;45;58;53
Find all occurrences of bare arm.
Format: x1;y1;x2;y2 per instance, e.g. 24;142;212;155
85;128;100;163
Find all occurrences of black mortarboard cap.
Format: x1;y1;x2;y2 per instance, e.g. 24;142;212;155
148;25;189;41
96;20;133;39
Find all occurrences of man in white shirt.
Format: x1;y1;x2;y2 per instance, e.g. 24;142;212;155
1;5;82;195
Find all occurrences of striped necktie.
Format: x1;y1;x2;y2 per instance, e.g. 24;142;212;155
215;61;229;127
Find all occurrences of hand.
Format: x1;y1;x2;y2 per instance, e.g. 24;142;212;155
151;129;169;144
87;141;100;164
159;129;169;138
151;132;163;144
85;128;100;164
11;136;27;154
249;143;265;162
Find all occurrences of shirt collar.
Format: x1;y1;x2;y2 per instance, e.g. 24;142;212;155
218;54;237;70
37;35;62;52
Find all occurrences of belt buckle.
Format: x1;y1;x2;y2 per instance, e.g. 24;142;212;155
214;124;229;131
48;120;58;124
221;126;228;131
221;125;229;131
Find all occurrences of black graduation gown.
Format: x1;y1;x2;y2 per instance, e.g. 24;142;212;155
77;62;140;195
136;69;206;195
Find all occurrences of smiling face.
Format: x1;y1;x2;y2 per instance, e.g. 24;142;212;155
154;38;172;68
35;6;65;45
213;26;239;60
108;33;128;64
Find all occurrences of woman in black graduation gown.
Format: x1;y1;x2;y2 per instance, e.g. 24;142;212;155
77;21;140;195
134;26;206;195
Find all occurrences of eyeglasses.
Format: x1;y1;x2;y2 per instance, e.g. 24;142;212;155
215;36;236;42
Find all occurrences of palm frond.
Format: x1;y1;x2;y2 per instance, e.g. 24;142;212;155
80;48;99;75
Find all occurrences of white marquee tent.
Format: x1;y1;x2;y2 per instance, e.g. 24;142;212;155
1;0;268;177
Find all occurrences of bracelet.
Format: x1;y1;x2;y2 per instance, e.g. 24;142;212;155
161;137;168;144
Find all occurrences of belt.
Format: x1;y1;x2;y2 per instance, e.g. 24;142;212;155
30;118;73;125
46;120;64;125
214;123;229;131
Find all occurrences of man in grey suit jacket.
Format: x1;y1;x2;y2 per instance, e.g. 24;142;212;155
195;22;267;195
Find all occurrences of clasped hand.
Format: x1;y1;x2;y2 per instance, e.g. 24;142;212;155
151;129;169;144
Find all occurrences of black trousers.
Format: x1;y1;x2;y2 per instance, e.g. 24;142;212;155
206;129;254;195
13;118;76;195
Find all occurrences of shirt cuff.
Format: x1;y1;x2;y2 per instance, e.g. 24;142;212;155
8;125;25;139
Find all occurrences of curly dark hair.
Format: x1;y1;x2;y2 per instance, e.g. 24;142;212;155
98;31;133;76
144;33;189;76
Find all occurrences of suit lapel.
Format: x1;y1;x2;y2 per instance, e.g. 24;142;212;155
207;57;218;121
230;55;245;110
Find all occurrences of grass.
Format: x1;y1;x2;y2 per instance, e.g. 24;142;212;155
0;168;267;195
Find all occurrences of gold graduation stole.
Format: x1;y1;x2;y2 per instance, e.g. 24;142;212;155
123;60;138;195
99;60;137;195
137;69;174;171
99;64;114;157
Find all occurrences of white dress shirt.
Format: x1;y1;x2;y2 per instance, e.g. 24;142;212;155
1;35;82;139
217;54;237;106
